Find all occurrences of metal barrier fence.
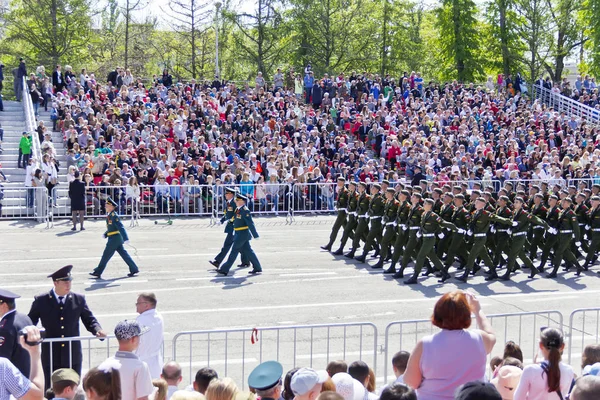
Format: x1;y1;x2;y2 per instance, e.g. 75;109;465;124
23;76;42;167
383;310;564;383
505;178;599;191
533;84;600;125
0;186;48;222
172;323;378;388
568;308;600;366
44;335;119;373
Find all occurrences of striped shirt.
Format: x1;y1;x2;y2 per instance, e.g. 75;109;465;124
0;357;31;400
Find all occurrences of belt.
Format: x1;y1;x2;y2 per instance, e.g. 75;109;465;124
512;231;527;236
386;222;396;226
234;227;249;231
409;226;419;230
579;223;585;226
348;211;357;216
336;208;347;212
370;216;382;220
422;233;435;237
474;233;487;237
593;229;600;232
560;230;573;233
533;226;545;230
497;229;509;233
106;231;120;237
359;215;369;219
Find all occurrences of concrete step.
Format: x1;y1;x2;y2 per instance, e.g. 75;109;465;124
0;206;46;219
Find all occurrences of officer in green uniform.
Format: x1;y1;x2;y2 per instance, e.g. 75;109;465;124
90;197;139;279
392;193;424;279
385;190;411;274
497;197;549;281
217;193;262;276
322;177;350;251
583;196;600;271
528;193;548;260
332;182;358;255
356;183;385;262
373;188;399;269
491;196;514;268
457;197;511;283
345;182;371;259
404;198;457;284
210;187;249;269
439;193;470;282
435;192;455;260
538;195;561;272
547;197;583;278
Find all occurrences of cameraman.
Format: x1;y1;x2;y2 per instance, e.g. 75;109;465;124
0;325;45;400
0;289;33;377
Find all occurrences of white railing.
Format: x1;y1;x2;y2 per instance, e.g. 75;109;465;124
0;186;48;222
533;84;600;125
22;76;42;167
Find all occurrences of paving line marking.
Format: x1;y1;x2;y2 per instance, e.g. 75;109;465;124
522;296;580;303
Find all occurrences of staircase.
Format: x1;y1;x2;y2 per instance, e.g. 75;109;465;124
533;84;600;125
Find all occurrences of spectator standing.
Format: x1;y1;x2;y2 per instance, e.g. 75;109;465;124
49;368;80;400
18;131;32;169
273;68;284;90
52;65;65;93
191;367;218;394
404;291;496;399
0;62;4;111
110;319;154;400
31;168;47;220
30;83;41;116
15;58;27;101
0;326;45;400
25;157;35;208
290;368;329;400
0;288;34;377
513;328;574;400
160;362;182;399
68;171;86;231
28;265;107;389
135;292;164;379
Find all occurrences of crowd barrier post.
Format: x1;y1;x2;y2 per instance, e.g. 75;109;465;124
0;186;49;224
44;335;118;374
568;308;600;366
383;310;563;384
172;322;378;388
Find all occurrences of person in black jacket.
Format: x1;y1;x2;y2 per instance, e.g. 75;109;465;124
0;288;34;377
28;265;107;389
107;67;120;87
52;65;65;93
68;171;86;231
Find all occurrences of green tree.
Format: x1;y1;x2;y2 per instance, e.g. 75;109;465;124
485;0;524;78
436;0;484;82
4;0;93;66
585;0;600;75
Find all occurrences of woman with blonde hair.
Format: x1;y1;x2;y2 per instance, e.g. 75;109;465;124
206;377;239;400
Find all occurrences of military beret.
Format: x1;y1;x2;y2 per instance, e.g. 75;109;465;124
382;179;390;186
372;183;381;190
455;194;465;200
106;197;118;207
48;265;73;281
424;198;435;206
433;188;443;194
386;188;396;194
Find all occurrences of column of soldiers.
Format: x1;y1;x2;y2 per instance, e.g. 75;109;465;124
323;178;600;285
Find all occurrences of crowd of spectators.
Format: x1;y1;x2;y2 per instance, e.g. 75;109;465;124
3;290;600;399
18;64;600;217
536;74;600;110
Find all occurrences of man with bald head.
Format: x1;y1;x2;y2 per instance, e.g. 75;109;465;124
570;375;600;400
161;361;183;399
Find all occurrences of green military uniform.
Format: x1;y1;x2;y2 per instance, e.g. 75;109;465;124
405;209;457;284
218;194;262;275
457;206;511;282
527;200;548;259
387;197;411;273
357;190;385;261
393;203;424;278
584;201;600;269
435;201;455;259
548;206;582;277
573;201;590;257
92;198;139;278
498;207;548;280
322;183;350;251
333;188;358;255
346;187;371;257
491;203;513;267
538;203;561;271
373;195;400;269
442;202;471;277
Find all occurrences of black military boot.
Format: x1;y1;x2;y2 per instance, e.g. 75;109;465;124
344;249;356;258
372;258;384;269
383;261;396;274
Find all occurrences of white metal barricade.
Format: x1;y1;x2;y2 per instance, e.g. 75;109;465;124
383;311;563;383
533;84;600;125
0;186;48;223
44;335;118;373
568;308;600;367
172;323;378;387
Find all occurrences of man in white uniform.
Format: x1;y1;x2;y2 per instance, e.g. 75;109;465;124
135;292;164;379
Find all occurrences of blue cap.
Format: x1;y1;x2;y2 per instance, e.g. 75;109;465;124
248;361;283;390
48;265;73;281
0;289;20;302
236;193;248;202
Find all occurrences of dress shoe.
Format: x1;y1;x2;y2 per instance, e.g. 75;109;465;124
321;244;332;251
332;248;344;255
216;269;228;276
404;277;418;285
528;268;540;279
498;273;511;281
372;260;384;269
438;272;451;283
422;268;435;277
546;272;558;278
575;266;584;276
71;227;77;231
484;269;494;275
392;271;404;279
471;266;481;276
209;260;220;269
127;271;139;277
237;263;250;268
383;268;396;274
485;273;499;281
355;255;366;263
344;251;356;259
80;227;85;231
372;248;380;258
455;274;468;283
89;272;101;279
248;269;262;275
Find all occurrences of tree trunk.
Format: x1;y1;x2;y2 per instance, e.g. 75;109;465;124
125;0;130;69
51;0;59;66
453;0;464;82
381;0;388;77
191;0;196;79
499;0;510;78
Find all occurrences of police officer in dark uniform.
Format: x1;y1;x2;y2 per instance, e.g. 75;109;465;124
90;197;140;279
248;361;283;399
322;177;350;251
28;265;106;389
0;288;33;377
210;187;249;269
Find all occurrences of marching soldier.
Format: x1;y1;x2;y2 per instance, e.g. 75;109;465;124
583;196;600;271
356;183;385;262
217;193;262;276
0;289;33;377
439;193;470;282
457;197;511;283
372;188;399;269
573;193;590;259
435;192;455;260
210;187;249;269
321;177;350;251
538;195;561;272
491;196;513;268
392;193;424;279
332;182;358;255
528;193;548;260
547;197;583;278
29;265;107;389
385;189;411;274
404;198;457;284
497;197;549;281
345;182;371;259
90;197;140;279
